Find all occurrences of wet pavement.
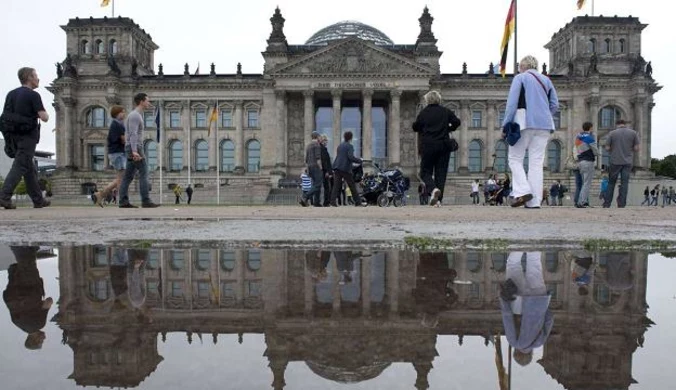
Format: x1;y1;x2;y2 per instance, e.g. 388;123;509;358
0;244;674;389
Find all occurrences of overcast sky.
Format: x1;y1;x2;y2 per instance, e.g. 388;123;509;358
0;0;672;158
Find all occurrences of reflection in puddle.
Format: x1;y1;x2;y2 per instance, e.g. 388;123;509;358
0;246;658;389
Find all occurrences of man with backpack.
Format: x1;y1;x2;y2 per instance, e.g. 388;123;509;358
0;67;51;209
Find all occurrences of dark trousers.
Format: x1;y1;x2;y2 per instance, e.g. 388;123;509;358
573;169;583;205
322;172;332;206
604;164;632;208
1;135;43;204
420;144;451;202
303;166;323;206
331;169;361;206
187;194;192;205
119;153;151;205
175;196;180;204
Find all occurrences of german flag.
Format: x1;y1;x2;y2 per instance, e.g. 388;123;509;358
499;0;516;77
577;0;586;10
207;101;218;137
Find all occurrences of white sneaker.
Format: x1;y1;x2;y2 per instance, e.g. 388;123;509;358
429;188;441;206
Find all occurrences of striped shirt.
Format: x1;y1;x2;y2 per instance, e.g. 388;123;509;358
300;173;312;191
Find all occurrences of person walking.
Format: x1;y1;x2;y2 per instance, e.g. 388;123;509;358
118;93;159;208
186;184;193;205
640;186;650;206
319;134;333;207
574;122;599;208
173;184;182;205
0;67;51;209
92;105;127;207
661;185;669;208
412;90;461;207
603;119;640;208
502;55;559;208
669;186;675;206
299;132;323;207
330;131;366;207
650;185;659;207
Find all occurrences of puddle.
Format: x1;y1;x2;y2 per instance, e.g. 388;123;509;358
0;245;674;389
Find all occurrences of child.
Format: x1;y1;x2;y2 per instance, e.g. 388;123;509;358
300;169;312;200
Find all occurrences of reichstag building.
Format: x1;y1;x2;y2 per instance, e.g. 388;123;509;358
48;7;660;199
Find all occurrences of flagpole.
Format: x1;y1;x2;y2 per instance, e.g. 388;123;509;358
216;99;220;206
514;0;518;74
592;0;595;16
112;0;115;17
159;101;163;205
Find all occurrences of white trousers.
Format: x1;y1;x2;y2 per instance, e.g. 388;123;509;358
506;252;547;296
508;129;551;207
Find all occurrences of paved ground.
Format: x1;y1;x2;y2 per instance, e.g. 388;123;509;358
2;204;676;248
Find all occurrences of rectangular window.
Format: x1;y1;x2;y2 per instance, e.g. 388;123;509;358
553;111;561;129
471;110;483;128
171;282;183;298
195;109;207;128
90;144;105;171
498;109;506;128
197;282;210;298
144;111;155;128
170;111;181;128
246;281;262;297
247;109;259;128
221;282;236;299
221;110;233;128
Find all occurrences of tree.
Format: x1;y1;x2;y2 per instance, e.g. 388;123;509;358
651;155;676;179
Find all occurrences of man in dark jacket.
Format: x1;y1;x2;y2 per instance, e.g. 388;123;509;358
319;135;333;206
300;131;324;207
330;131;365;207
3;246;53;349
0;67;51;209
412;90;461;207
186;184;194;205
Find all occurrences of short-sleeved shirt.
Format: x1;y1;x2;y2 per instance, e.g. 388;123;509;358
3;86;45;140
607;127;640;165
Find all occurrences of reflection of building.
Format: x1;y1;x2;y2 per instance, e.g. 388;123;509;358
48;9;660;199
55;247;651;389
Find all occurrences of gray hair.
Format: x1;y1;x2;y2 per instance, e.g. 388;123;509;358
424;90;442;105
519;55;539;71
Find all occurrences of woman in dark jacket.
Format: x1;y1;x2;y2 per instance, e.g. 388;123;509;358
412;90;461;206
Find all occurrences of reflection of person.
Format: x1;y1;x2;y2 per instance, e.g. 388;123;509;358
109;248;150;321
3;246;53;349
569;251;594;296
413;253;458;327
334;251;359;285
306;250;330;282
499;252;554;366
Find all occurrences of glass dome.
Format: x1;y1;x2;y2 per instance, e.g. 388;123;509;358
305;21;394;46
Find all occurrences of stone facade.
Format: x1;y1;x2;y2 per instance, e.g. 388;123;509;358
48;9;661;201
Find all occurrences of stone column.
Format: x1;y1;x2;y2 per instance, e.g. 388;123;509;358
331;89;342;151
362;89;373;160
234;100;245;172
646;102;655;169
62;98;76;169
361;256;371;317
388;89;402;166
303;90;314;149
208;100;218;171
416;91;426;162
387;251;400;318
182;100;191;172
275;90;287;168
486;100;497;171
632;96;648;169
458;100;470;172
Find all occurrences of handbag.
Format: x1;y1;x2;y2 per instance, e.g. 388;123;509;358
565;152;579;170
444;136;459;152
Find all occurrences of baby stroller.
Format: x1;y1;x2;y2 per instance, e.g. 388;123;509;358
359;163;410;207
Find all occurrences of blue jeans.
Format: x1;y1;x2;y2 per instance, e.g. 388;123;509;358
604;164;631;208
573;169;583;205
119;150;151;205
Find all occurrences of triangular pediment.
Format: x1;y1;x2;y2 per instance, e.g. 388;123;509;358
271;38;435;76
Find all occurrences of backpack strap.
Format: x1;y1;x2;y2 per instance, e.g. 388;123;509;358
527;71;550;98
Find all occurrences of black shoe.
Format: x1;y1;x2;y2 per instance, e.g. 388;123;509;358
141;202;160;208
329;203;339;207
0;198;16;210
119;203;138;208
33;199;51;209
510;194;533;208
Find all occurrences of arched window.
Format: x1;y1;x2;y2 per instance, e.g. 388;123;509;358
247;250;261;271
547;141;562;173
95;39;104;54
603;38;611;53
109;39;118;55
170;250;184;270
195;140;209;172
92;247;108;267
144;140;158;171
468;140;483;173
466;252;482;273
494;140;508;173
220;251;236;271
169;140;183;171
194;249;211;271
246;140;261;173
599;106;622;129
619;39;626;53
86;107;106;128
491;253;507;272
220;140;235;172
81;40;91;54
588;38;596;53
447;151;457;172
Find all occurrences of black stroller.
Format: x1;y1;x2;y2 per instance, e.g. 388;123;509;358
358;163;410;207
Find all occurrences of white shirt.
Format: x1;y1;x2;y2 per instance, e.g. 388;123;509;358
471;182;479;192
